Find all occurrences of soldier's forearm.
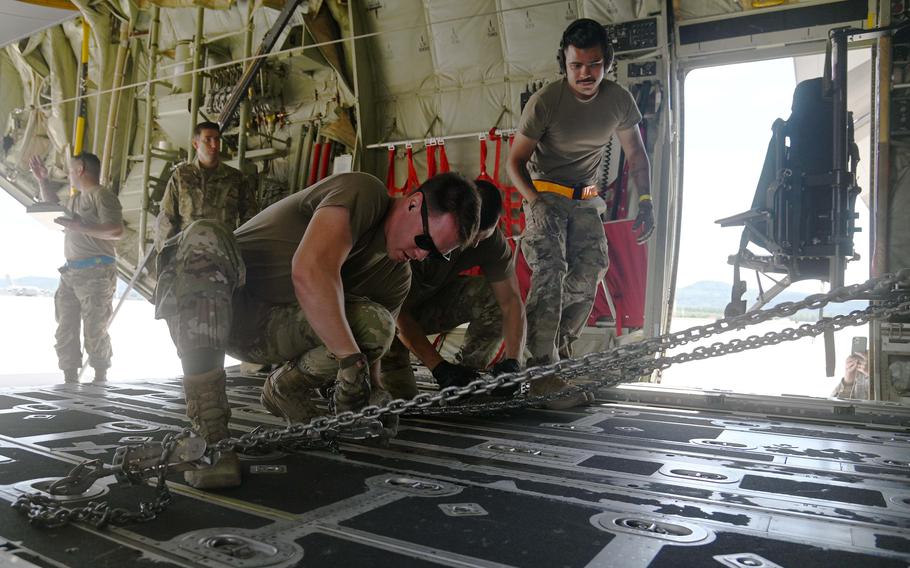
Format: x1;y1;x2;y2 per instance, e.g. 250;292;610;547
500;299;526;361
506;158;539;203
628;158;652;198
37;179;60;204
293;269;360;357
396;312;444;369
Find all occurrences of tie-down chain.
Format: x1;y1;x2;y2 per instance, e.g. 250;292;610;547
12;269;910;528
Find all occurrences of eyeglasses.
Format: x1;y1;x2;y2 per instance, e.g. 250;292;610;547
413;190;451;261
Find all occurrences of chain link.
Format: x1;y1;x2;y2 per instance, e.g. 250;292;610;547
12;269;910;528
11;430;190;528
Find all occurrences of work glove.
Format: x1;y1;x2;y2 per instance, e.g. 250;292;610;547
632;199;655;244
431;360;480;390
333;353;371;413
489;358;521;397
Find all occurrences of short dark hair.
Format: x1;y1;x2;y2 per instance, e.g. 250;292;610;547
561;18;613;66
194;121;221;137
474;179;503;232
73;152;101;181
415;172;481;247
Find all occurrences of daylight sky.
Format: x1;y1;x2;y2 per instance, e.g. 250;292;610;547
0;189;63;279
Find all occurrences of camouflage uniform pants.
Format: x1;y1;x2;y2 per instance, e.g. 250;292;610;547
521;193;608;363
54;263;117;370
380;276;501;399
155;220;395;384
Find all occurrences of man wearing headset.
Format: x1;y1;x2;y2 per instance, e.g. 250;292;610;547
507;18;654;407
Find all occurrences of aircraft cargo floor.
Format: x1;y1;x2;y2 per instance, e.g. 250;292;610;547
0;372;908;567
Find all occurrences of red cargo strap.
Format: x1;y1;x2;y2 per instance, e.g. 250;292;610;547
307;137;323;186
426;139;437;178
386;144;420;196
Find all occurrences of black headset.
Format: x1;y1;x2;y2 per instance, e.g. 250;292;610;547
557;18;614;75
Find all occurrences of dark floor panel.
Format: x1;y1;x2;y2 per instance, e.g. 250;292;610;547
876;533;910;554
0;508;184;568
0;410;107;438
649;531;906;568
739;474;887;507
395;428;485;449
120;485;273;541
175;453;377;515
577;454;664;476
342;486;613;566
592;417;722;442
294;533;442;567
15;391;70;401
0;447;81;485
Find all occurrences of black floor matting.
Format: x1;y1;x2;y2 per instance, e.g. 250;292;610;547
0;376;907;567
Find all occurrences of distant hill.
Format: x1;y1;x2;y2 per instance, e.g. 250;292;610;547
674;280;868;318
3;275;144;300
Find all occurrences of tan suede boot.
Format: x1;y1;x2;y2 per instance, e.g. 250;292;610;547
183;369;241;489
334;353;371;414
528;375;594;410
260;361;326;423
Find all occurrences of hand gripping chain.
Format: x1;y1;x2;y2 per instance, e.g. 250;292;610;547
13;269;910;528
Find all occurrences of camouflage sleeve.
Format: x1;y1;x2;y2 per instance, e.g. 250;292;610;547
238;172;259;226
154;173;180;251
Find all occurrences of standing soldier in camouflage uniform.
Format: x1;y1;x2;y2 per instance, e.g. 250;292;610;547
381;180;526;399
155;171;480;489
29;153;124;384
154;121;257;251
153;121;256;488
507;19;655;408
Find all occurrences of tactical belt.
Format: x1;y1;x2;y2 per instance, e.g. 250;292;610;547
67;255;115;269
533;179;598;200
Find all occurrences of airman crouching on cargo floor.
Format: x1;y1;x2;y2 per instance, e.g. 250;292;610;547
154;171;480;489
381;180;526;399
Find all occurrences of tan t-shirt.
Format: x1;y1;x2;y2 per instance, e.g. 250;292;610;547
519;79;642;187
63;186;123;261
404;228;514;310
234;172;411;315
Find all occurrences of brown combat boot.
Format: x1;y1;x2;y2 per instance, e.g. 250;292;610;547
182;369;241;489
525;358;593;410
334;353;371;414
260;361;325;423
369;386;398;439
528;375;594;409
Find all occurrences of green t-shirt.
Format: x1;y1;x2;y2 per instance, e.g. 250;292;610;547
404;228;514;310
519;79;642;187
234;172;411;315
63;185;122;261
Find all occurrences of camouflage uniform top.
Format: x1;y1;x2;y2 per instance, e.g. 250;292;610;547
155;159;257;250
234;172;411;315
64;185;123;261
403;228;514;310
520;79;641;187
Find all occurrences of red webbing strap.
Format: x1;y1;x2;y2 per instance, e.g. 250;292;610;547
404;144;420;191
307;137;322;186
317;140;332;181
477;135;492;182
426;140;437;179
438;140;450;172
491;129;503;185
500;133;524;239
385;146;398;194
